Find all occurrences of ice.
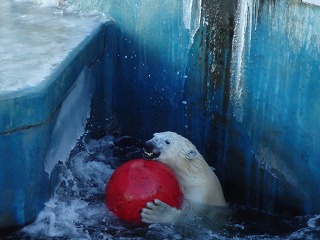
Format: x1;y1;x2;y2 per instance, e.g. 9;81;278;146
45;67;94;175
33;0;62;7
0;0;105;93
230;0;259;122
302;0;320;6
183;0;194;30
183;0;202;46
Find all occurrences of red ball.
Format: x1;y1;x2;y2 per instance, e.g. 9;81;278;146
105;158;183;223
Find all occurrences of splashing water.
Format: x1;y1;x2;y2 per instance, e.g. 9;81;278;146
1;132;319;239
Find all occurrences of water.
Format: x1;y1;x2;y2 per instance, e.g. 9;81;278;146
1;131;319;239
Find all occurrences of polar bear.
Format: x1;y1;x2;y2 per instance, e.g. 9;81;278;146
141;131;228;224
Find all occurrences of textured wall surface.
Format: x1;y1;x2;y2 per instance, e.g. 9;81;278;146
92;0;320;215
0;0;108;231
226;0;320;214
3;0;320;233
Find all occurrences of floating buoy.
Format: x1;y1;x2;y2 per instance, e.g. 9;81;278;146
105;158;183;223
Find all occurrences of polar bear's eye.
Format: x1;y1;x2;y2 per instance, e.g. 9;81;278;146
165;140;170;144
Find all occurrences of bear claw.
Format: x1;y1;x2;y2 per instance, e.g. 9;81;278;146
141;199;181;224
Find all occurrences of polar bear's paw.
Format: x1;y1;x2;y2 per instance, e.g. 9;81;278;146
141;199;181;224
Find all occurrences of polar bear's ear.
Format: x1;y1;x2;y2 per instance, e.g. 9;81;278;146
186;150;198;160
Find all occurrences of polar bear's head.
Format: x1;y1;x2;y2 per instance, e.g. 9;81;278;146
144;131;204;173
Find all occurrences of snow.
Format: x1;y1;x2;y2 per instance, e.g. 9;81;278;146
302;0;320;6
0;0;105;93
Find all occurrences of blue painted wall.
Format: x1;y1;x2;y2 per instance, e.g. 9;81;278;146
0;17;107;231
84;0;320;215
78;0;249;212
76;0;237;158
0;123;56;231
67;1;190;133
2;1;319;232
225;0;320;214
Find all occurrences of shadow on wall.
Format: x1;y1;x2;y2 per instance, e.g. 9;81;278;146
89;0;238;165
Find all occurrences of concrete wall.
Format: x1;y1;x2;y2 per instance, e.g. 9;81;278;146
0;1;108;231
224;0;320;215
4;0;320;233
90;0;320;215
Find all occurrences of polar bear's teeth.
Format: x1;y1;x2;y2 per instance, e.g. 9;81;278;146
144;150;153;156
143;148;155;158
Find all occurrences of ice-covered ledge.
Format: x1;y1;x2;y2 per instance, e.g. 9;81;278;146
0;0;109;133
0;0;111;232
302;0;320;6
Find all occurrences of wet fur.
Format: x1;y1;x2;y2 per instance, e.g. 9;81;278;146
141;131;228;224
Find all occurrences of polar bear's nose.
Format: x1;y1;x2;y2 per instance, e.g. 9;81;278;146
143;141;154;153
143;141;160;159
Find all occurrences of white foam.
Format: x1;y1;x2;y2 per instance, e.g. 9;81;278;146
307;215;320;228
23;137;115;238
21;133;320;239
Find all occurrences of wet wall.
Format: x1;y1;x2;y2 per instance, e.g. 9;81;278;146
75;0;320;216
1;1;318;233
0;0;108;232
1;0;318;228
84;0;239;210
84;0;237;175
82;0;252;212
226;0;320;215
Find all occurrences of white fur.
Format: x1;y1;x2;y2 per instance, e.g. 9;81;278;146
141;131;228;224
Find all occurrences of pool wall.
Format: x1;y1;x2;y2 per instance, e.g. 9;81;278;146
87;0;237;171
2;0;320;232
0;17;110;232
225;0;320;215
85;0;320;215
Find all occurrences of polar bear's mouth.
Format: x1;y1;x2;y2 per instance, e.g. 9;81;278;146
143;148;160;159
143;142;161;159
